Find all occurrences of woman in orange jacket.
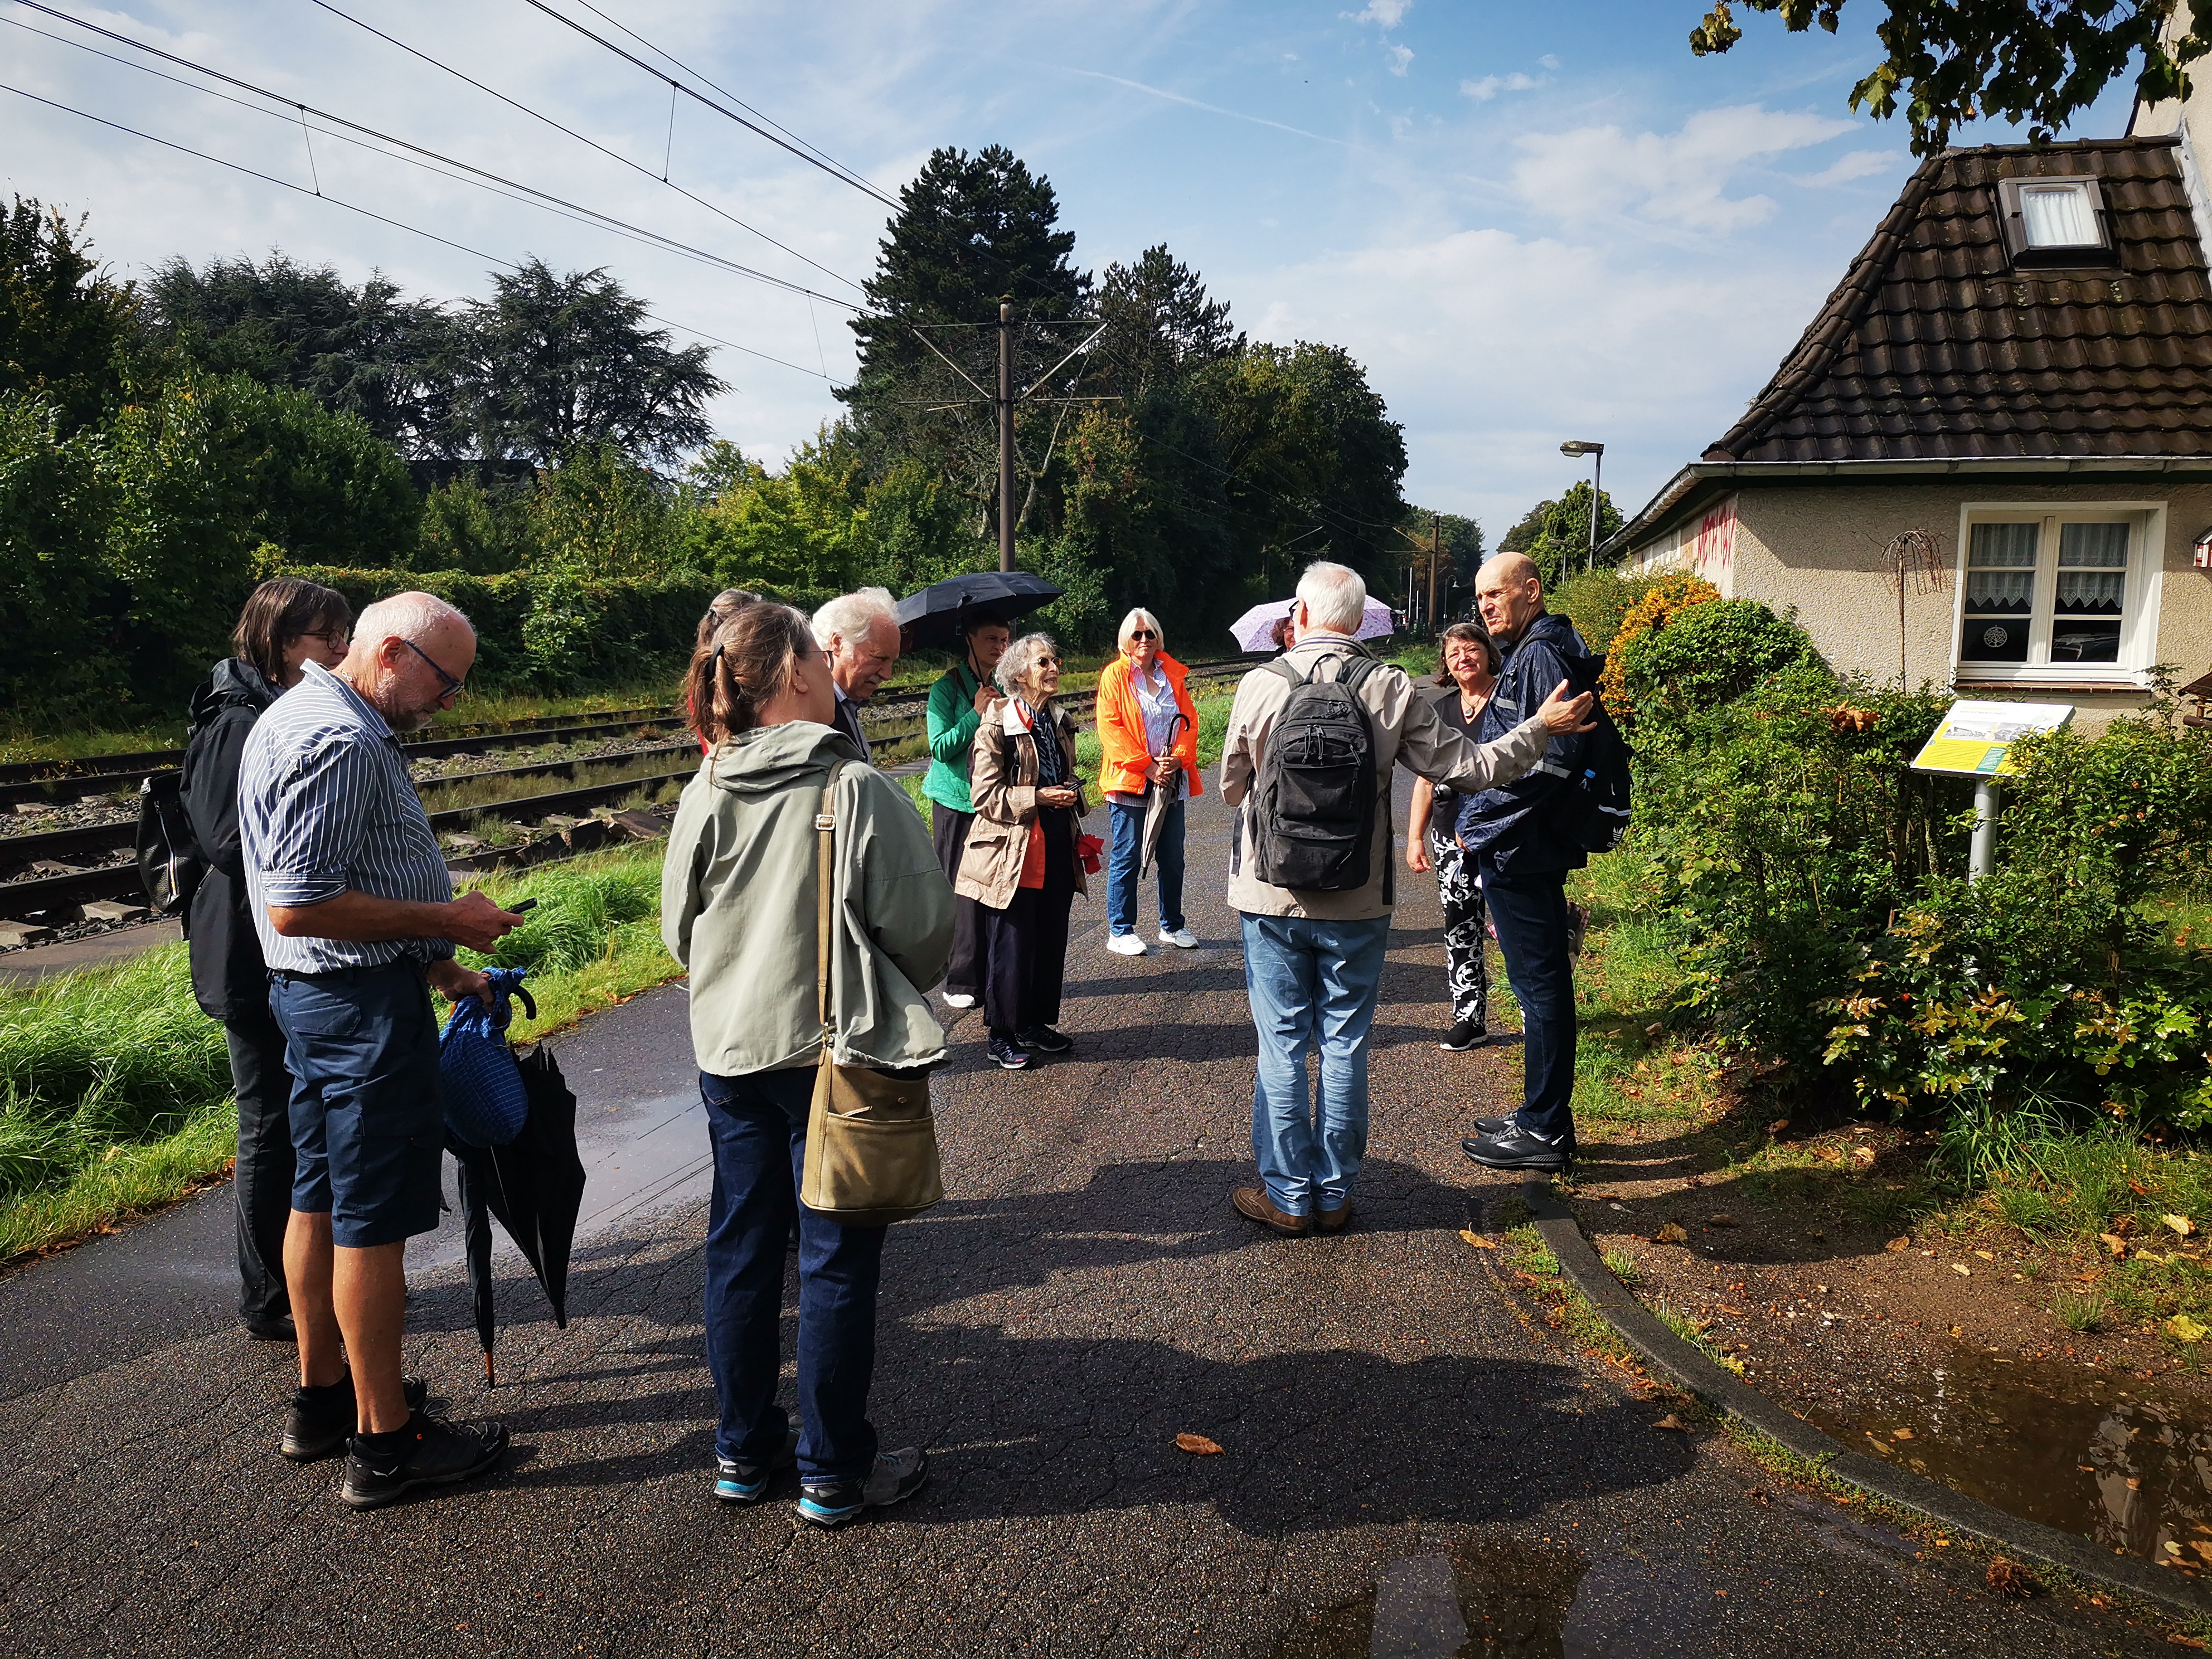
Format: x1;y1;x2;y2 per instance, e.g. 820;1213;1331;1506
1095;607;1203;956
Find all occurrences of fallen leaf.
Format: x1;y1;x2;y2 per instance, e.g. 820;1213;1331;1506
1644;1022;1663;1038
2167;1315;2209;1344
1986;1558;2038;1598
1653;1414;1687;1432
1706;1214;1739;1228
1851;1146;1877;1165
1949;1325;1964;1338
1655;1223;1690;1245
2166;1633;2209;1651
1886;1236;1911;1253
1458;1229;1497;1250
1768;1119;1790;1134
1175;1433;1223;1456
1952;1263;1972;1277
2168;1215;2198;1238
1974;1250;1995;1261
2102;1233;2131;1257
1891;1428;1915;1441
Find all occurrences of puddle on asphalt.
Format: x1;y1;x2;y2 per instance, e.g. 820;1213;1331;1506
1267;1536;1731;1658
1804;1346;2212;1575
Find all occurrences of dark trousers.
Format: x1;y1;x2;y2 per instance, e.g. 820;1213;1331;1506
930;801;989;998
700;1066;887;1483
224;1008;295;1328
1482;864;1577;1144
983;807;1075;1040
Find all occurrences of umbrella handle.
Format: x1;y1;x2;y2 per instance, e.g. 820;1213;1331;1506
483;1351;496;1389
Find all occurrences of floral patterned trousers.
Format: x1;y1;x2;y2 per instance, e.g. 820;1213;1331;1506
1428;826;1489;1033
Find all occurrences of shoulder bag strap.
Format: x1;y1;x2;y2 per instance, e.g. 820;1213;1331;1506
816;759;849;1042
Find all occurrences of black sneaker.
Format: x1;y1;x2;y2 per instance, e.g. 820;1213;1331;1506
1462;1123;1571;1172
280;1372;429;1463
715;1427;800;1504
1467;1113;1515;1137
795;1446;929;1528
1438;1021;1490;1052
987;1035;1031;1070
1567;903;1588;958
1017;1025;1074;1055
339;1411;509;1511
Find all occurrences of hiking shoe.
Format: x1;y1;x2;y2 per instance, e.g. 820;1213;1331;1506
1017;1025;1074;1055
715;1428;800;1505
795;1447;929;1528
339;1411;508;1511
1438;1021;1491;1052
941;990;977;1010
1106;933;1148;957
281;1373;428;1463
987;1035;1031;1070
1231;1186;1312;1237
1158;927;1198;950
1462;1124;1570;1172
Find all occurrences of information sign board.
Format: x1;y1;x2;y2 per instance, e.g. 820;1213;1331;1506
1909;700;2074;777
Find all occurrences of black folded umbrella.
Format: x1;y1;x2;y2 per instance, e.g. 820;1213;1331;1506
446;1042;586;1388
895;571;1063;654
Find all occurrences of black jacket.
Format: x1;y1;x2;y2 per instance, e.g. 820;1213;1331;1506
180;657;280;1021
1456;611;1591;876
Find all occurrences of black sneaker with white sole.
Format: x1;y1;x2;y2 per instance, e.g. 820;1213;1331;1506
1466;1113;1515;1138
1016;1025;1074;1055
281;1372;429;1463
987;1035;1031;1070
339;1411;508;1511
715;1427;800;1504
795;1446;928;1528
1438;1021;1491;1052
1461;1123;1573;1172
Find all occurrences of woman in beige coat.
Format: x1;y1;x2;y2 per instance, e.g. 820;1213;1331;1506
955;633;1087;1070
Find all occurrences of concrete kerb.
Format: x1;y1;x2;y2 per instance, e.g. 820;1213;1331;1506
1512;1177;2212;1623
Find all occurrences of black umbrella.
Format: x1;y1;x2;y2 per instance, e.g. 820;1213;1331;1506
446;1042;586;1387
895;571;1063;654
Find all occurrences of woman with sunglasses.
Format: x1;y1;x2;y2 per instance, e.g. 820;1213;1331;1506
955;633;1089;1070
179;576;353;1341
1095;608;1202;957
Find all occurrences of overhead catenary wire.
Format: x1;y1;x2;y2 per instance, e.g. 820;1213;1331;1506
0;78;837;382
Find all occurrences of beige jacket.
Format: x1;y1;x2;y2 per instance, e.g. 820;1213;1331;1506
954;697;1091;912
1219;633;1552;920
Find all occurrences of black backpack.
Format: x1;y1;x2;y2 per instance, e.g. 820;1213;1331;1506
136;772;205;917
1249;647;1384;891
1544;652;1634;853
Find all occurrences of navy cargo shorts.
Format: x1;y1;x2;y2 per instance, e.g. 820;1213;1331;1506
269;961;444;1249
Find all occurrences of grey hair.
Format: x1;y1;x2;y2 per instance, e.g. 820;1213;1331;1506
1117;607;1163;653
355;591;472;656
812;586;897;652
1296;561;1367;634
996;632;1060;698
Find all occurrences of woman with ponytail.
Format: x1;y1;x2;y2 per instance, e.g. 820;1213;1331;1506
661;601;954;1528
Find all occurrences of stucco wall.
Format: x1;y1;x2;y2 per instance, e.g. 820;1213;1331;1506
1634;479;2212;726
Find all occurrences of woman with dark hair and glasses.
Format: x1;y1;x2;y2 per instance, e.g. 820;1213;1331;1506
1405;620;1502;1052
180;575;353;1340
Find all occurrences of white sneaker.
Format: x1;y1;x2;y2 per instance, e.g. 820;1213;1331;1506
940;991;976;1009
1158;928;1199;950
1107;933;1148;957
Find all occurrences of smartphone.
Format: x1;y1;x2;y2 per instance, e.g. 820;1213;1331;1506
511;898;539;914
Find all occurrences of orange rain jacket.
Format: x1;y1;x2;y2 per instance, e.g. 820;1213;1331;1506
1095;650;1204;802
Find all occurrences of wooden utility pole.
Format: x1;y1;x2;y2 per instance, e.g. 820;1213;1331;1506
997;298;1016;573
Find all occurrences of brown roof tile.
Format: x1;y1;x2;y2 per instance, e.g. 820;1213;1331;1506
1704;137;2212;462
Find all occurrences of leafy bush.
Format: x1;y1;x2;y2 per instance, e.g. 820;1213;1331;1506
1613;599;1818;728
1596;569;1720;717
1550;567;1664;663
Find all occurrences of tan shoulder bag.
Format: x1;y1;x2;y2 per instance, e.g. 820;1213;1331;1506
799;760;945;1226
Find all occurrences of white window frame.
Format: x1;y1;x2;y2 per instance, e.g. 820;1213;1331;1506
1950;499;2166;688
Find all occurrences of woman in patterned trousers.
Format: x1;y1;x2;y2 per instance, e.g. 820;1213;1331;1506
1406;621;1502;1051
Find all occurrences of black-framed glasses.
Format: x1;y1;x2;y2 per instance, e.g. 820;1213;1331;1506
296;628;350;649
402;637;467;700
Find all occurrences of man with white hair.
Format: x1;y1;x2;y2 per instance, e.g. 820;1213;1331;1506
812;588;901;761
239;590;523;1507
1217;561;1594;1238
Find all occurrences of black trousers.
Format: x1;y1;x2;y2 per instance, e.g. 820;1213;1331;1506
930;801;989;998
223;1007;296;1327
983;807;1075;1040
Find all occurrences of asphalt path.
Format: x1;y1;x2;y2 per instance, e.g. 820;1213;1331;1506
0;774;2182;1657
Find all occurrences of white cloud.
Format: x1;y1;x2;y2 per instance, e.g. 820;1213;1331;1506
1461;71;1540;101
1539;54;1561;70
1510;104;1857;233
1347;0;1411;25
1386;43;1414;76
1794;148;1903;187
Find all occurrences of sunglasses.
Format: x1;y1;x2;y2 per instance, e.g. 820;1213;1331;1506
1128;629;1157;642
402;637;467;700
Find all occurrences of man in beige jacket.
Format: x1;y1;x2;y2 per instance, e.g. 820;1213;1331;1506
1218;561;1594;1236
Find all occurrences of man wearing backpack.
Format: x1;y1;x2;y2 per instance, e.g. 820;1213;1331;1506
1219;561;1596;1236
1456;552;1607;1173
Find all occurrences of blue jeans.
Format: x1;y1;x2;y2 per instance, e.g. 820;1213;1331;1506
700;1067;886;1483
1107;797;1186;935
1482;864;1577;1143
1240;911;1392;1215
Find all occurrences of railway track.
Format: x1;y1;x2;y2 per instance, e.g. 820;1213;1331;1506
0;657;1255;935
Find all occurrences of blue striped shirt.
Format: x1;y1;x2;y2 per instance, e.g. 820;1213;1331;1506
238;661;454;972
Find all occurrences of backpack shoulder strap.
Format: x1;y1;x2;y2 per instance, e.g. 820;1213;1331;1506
1265;657;1306;690
816;759;849;1039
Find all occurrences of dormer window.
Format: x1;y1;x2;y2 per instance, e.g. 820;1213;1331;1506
1996;175;2118;268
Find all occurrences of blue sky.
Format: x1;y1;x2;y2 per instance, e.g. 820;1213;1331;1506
0;0;2138;539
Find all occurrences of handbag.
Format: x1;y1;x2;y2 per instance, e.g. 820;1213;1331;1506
798;759;946;1226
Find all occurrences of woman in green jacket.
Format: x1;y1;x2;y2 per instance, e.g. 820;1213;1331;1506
920;616;1010;1009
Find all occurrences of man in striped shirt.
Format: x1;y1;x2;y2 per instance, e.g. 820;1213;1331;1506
240;591;523;1510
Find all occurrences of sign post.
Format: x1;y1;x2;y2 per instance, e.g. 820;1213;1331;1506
1908;700;2074;881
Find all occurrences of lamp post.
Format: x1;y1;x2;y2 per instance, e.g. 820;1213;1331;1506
1559;439;1605;573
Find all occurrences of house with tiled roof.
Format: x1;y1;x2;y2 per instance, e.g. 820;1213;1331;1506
1603;120;2212;721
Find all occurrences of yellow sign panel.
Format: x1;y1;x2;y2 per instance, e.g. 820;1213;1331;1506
1910;699;2074;777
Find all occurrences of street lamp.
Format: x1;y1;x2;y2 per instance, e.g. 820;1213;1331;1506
1560;440;1605;573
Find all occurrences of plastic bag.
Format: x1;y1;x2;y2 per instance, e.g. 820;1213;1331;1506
440;966;537;1148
